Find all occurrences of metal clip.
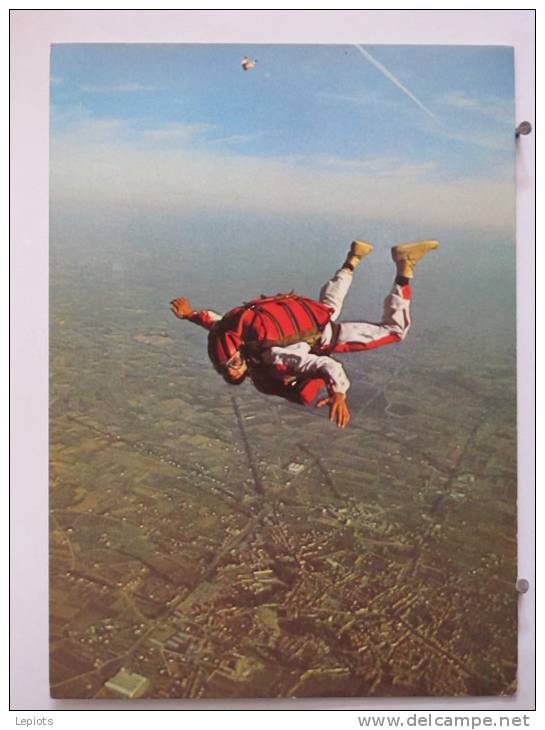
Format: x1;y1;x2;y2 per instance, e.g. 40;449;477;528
516;578;529;594
515;121;532;138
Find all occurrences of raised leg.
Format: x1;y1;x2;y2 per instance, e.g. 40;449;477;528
319;240;373;322
331;283;411;353
319;268;354;322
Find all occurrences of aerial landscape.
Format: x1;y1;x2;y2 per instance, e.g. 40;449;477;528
49;230;517;699
49;44;517;699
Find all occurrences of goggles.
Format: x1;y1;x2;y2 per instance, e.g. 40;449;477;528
223;352;245;372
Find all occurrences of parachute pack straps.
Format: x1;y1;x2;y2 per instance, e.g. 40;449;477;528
245;300;325;357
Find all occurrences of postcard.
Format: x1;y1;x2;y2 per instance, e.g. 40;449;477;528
49;43;517;699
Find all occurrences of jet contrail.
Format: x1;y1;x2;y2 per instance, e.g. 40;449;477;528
354;44;438;122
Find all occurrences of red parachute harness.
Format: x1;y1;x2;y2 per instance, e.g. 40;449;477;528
207;293;333;373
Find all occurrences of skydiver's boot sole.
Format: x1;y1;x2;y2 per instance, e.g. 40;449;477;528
343;240;374;270
391;240;439;279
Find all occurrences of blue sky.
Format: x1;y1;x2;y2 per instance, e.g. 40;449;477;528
50;44;515;232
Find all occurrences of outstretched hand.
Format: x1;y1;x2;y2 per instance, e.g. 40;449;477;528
170;297;193;320
316;392;351;428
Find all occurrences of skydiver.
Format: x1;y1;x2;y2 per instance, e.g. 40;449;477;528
241;56;257;71
170;240;438;428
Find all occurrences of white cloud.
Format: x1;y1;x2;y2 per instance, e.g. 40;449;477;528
142;123;210;141
208;133;260;146
50;118;514;232
79;82;159;93
320;87;514;153
439;91;513;126
314;155;437;179
318;89;392;108
51;105;128;138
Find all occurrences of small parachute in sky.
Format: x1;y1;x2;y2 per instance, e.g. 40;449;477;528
241;56;257;72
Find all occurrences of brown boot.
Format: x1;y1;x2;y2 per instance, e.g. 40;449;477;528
343;240;374;270
391;240;438;278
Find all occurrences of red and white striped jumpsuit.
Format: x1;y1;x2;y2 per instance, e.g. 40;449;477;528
188;268;411;404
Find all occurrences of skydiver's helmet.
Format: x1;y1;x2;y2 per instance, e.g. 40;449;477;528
207;327;248;385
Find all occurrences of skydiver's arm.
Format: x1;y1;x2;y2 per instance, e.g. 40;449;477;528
315;392;351;428
267;343;351;427
170;297;222;331
187;310;222;330
269;343;350;394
